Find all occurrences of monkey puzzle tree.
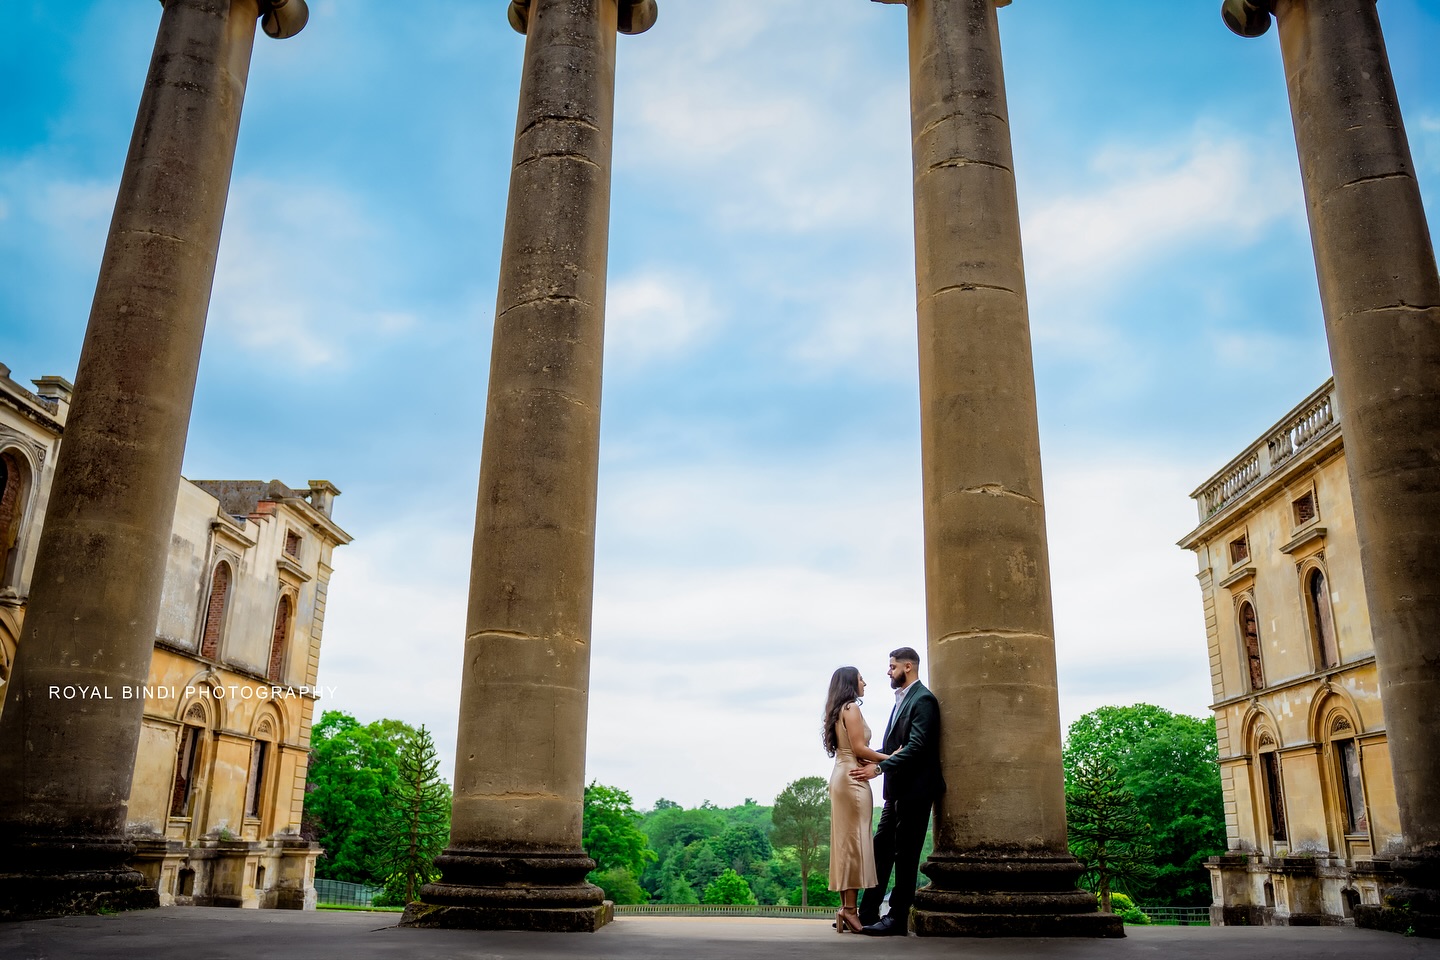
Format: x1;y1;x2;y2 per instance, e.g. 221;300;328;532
1066;756;1156;912
771;776;829;908
372;724;451;903
1063;704;1224;904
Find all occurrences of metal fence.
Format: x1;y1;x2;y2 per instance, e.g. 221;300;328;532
615;904;837;919
1137;905;1211;926
314;878;386;907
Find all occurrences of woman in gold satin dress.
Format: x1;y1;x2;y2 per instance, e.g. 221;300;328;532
823;666;888;933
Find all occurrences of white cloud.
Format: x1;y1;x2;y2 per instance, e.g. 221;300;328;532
605;271;717;364
318;443;1216;808
0;160;116;269
617;0;912;237
1023;135;1300;291
209;176;422;367
316;511;471;777
787;270;917;379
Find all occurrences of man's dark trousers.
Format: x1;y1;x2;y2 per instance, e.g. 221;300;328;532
858;678;943;929
859;794;932;926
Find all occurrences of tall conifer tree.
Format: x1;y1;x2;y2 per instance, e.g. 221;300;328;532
372;725;450;903
1066;757;1155;912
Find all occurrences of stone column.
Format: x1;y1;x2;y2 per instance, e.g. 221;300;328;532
874;0;1119;937
399;0;654;934
0;0;308;920
1222;0;1440;936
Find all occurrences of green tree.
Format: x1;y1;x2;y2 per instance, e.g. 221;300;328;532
303;711;414;883
656;853;700;904
703;868;758;905
583;782;656;878
1066;757;1156;912
1063;704;1225;905
371;725;451;903
591;866;648;905
683;840;725;893
771;777;829;907
640;805;726;855
800;865;840;908
715;824;772;876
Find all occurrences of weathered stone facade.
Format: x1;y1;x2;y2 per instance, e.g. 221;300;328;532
0;363;350;910
1180;379;1400;925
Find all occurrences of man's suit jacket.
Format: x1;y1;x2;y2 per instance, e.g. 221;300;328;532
875;681;945;803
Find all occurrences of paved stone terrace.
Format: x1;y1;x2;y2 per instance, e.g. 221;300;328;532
4;910;1440;960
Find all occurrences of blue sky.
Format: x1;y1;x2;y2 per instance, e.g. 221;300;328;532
2;0;1438;809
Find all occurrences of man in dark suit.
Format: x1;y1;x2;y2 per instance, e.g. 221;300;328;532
849;646;944;936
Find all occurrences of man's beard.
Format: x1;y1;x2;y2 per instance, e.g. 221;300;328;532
890;672;906;689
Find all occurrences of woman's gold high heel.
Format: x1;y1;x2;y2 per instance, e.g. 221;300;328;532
836;907;863;933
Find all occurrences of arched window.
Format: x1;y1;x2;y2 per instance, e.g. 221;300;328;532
1308;568;1339;669
199;562;231;660
1257;733;1287;844
1329;716;1367;836
246;716;275;822
0;450;30;588
267;596;292;683
1239;600;1264;692
170;702;209;818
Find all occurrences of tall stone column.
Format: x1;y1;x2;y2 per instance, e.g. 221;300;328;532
873;0;1119;937
1222;0;1440;936
399;0;655;934
0;0;308;920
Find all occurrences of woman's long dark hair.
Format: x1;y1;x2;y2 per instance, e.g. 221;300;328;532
822;666;862;757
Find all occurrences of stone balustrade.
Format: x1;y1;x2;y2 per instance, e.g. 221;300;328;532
1194;380;1339;522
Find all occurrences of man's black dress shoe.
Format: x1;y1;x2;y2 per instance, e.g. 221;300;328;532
860;915;907;936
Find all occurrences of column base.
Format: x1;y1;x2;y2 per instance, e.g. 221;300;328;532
397;849;612;932
0;835;160;921
911;854;1125;939
1354;853;1440;938
400;901;613;932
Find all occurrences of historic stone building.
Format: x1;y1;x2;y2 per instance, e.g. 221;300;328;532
1180;378;1401;925
0;362;351;909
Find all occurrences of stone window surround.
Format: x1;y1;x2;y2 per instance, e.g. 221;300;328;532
1255;734;1288;848
1235;592;1265;695
0;438;42;593
1290;482;1320;529
1296;553;1340;672
1228;527;1251;568
169;699;213;826
197;558;234;661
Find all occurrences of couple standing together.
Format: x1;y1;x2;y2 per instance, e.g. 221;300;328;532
824;646;944;937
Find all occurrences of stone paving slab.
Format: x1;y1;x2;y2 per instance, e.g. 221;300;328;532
4;909;1440;960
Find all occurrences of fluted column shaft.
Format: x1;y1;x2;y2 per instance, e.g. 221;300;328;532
0;0;261;919
403;0;620;933
894;0;1118;937
1270;0;1440;917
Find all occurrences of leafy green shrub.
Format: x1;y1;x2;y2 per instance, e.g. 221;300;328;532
703;869;757;905
1100;892;1151;924
591;866;648;905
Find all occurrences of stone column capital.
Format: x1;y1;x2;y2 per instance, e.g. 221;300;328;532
157;0;309;38
508;0;657;36
1222;0;1273;37
259;0;308;39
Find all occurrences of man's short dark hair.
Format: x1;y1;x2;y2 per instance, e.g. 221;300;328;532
889;646;921;665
